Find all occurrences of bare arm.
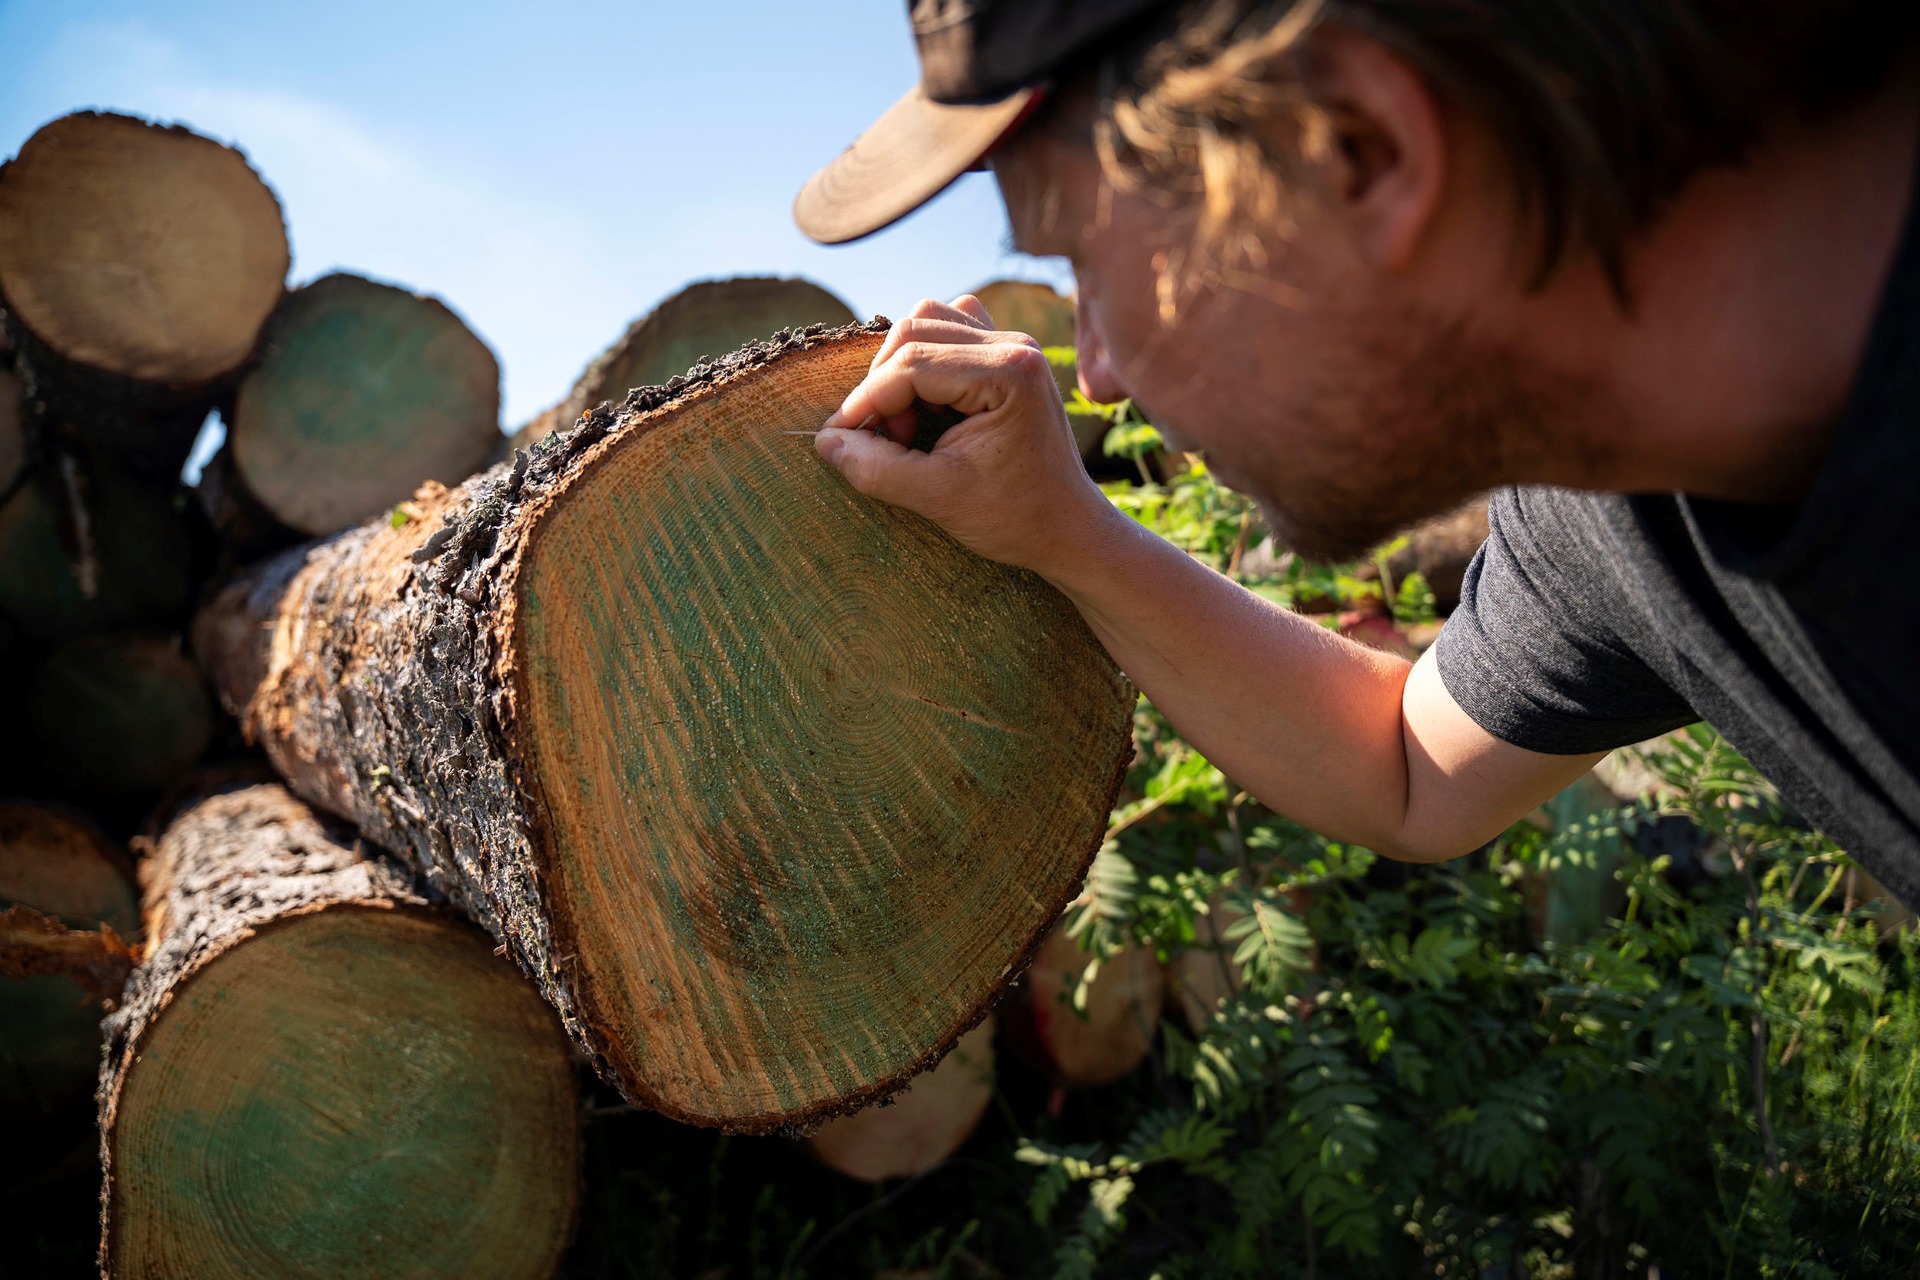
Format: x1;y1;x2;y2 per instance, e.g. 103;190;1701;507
818;301;1600;860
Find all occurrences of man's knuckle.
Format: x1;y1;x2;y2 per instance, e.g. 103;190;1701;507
908;298;946;320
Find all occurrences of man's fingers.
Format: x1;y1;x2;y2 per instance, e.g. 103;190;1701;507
828;341;1052;432
949;293;993;327
868;316;1001;371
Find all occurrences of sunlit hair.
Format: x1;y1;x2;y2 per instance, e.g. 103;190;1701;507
1066;0;1917;315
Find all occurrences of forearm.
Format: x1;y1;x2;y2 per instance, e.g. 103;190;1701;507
1034;498;1425;854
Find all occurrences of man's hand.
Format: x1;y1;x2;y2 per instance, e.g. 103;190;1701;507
815;295;1118;573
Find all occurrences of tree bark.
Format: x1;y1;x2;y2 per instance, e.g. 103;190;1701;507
196;320;1136;1131
99;778;579;1280
0;112;288;483
507;275;855;452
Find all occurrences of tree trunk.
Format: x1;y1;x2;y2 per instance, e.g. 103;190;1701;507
808;1015;996;1181
0;803;136;1158
213;272;501;539
0;460;196;645
25;633;215;801
0;111;288;482
0;364;23;496
196;321;1136;1131
99;778;579;1280
508;275;856;452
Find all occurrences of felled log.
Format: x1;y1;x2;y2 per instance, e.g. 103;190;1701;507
969;279;1105;458
0;461;194;645
100;779;579;1279
808;1015;995;1181
0;363;23;494
511;275;856;450
196;321;1136;1130
0;112;288;481
1006;924;1165;1088
0;803;137;1156
25;633;215;800
214;272;501;538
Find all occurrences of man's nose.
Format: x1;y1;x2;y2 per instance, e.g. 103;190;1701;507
1074;293;1128;405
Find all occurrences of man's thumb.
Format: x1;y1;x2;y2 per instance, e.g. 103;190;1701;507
815;426;945;515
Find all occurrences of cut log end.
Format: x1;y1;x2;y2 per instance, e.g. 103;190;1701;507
0;803;136;1145
231;272;500;535
102;782;579;1280
512;335;1134;1126
27;633;215;800
1011;926;1166;1088
808;1015;996;1181
0;112;288;386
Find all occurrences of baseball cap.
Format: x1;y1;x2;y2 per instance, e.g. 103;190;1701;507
793;0;1175;245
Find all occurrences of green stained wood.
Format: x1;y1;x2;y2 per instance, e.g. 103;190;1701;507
232;272;500;535
0;467;193;645
111;908;576;1280
514;335;1135;1124
27;634;215;799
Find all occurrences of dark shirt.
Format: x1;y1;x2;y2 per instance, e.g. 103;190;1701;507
1433;172;1920;906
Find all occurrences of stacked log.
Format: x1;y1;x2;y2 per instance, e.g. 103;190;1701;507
0;111;288;481
511;275;855;449
210;272;502;541
25;634;215;800
99;778;579;1278
0;803;136;1158
196;321;1137;1130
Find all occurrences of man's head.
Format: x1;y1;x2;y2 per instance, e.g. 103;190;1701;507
799;0;1915;558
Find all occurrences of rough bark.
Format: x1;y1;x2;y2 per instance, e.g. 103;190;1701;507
219;272;501;537
0;112;288;482
508;275;856;452
196;320;1137;1131
99;778;579;1280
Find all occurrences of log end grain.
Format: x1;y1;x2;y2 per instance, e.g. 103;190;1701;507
101;782;579;1280
0;803;135;1144
1008;925;1166;1088
26;633;215;800
0;112;288;386
507;332;1136;1127
231;272;500;535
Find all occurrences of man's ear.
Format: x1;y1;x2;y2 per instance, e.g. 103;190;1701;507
1307;26;1448;272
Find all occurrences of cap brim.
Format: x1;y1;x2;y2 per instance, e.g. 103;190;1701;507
794;85;1045;246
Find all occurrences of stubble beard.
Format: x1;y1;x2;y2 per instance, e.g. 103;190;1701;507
1228;307;1589;562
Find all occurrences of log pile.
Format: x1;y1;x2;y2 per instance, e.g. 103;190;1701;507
0;107;1153;1271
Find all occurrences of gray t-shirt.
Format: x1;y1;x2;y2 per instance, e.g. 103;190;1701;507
1434;192;1920;905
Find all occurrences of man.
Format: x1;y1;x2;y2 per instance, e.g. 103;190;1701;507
791;1;1920;904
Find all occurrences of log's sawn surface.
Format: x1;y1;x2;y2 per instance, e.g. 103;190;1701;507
99;778;579;1280
197;320;1137;1131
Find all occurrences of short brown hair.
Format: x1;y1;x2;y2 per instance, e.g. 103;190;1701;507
1077;0;1917;300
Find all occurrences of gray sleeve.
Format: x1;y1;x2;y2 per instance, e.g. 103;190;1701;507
1433;488;1698;754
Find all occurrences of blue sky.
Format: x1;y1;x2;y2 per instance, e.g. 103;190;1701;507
0;0;1069;427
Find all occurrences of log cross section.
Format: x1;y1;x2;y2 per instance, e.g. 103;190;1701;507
198;321;1137;1131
